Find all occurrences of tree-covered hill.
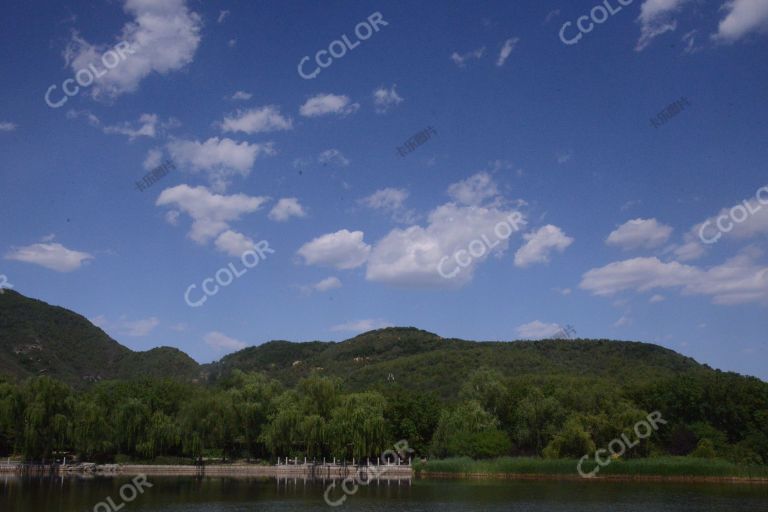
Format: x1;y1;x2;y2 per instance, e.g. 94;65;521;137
0;291;766;466
205;328;710;397
0;290;200;386
0;289;748;396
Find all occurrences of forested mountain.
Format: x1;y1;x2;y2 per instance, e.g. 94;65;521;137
205;328;710;397
0;290;200;386
1;290;712;394
0;291;766;465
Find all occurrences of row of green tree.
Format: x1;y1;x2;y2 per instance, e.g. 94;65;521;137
0;369;765;464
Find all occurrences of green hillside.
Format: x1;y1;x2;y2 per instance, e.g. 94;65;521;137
0;290;200;386
0;291;765;468
1;290;712;393
205;327;709;397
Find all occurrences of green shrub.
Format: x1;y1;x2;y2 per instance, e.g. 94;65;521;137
691;439;717;458
543;417;595;458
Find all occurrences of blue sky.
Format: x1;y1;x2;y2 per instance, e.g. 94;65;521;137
1;0;767;379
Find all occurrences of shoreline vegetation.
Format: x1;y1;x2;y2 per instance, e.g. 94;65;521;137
3;457;767;484
415;457;768;483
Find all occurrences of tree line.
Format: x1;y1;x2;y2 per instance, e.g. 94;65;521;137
0;369;765;465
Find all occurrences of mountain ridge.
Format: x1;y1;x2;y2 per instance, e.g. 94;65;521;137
0;290;736;393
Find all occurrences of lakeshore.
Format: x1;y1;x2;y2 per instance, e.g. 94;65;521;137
0;461;414;480
418;470;768;484
414;457;768;484
2;457;767;485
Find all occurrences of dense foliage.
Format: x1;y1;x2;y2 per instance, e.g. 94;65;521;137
0;368;765;465
1;291;765;465
1;290;708;394
0;291;200;386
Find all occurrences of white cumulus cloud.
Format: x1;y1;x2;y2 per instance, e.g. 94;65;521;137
166;137;275;191
297;229;371;269
269;198;306;222
514;225;573;267
606;218;673;250
220;106;293;134
299;93;359;117
580;252;768;305
672;194;768;260
714;0;768;43
214;230;257;257
64;0;202;99
156;184;268;247
366;202;525;287
5;242;93;272
314;277;342;292
447;172;499;206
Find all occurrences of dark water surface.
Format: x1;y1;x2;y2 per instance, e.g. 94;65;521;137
1;475;767;511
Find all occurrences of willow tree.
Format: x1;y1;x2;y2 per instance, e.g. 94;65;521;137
0;379;21;456
137;411;180;459
225;371;282;459
70;397;114;460
178;390;238;461
328;392;388;461
20;377;73;461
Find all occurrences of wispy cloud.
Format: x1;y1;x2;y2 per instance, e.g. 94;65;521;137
373;85;404;113
318;149;350;167
330;319;392;333
5;242;93;272
496;37;519;66
450;47;485;67
204;331;247;352
300;93;359;117
220;106;293;134
516;320;564;339
90;315;159;337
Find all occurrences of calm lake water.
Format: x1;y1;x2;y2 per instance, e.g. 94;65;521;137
1;475;767;511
